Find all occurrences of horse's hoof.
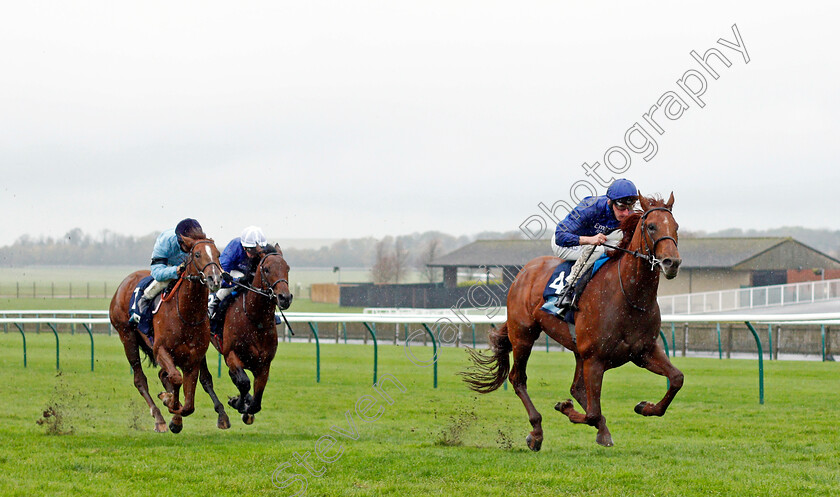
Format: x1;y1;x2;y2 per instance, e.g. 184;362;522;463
555;399;573;413
525;433;542;452
154;423;168;433
596;434;613;447
158;391;172;406
634;401;648;415
169;420;183;434
243;413;255;425
218;415;231;430
227;396;239;409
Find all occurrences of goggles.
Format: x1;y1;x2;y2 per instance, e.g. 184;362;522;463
613;198;637;211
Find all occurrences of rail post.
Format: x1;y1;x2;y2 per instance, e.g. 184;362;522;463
659;330;671;389
821;324;826;362
308;322;321;383
15;323;26;367
46;323;61;370
767;324;773;361
743;321;765;405
362;322;378;385
471;323;476;348
420;323;439;388
81;323;95;372
670;322;676;358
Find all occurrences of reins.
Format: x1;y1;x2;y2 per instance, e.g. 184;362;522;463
229;253;296;335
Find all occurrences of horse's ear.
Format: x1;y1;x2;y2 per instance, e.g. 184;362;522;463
637;191;650;211
181;235;196;250
274;243;283;256
665;191;675;210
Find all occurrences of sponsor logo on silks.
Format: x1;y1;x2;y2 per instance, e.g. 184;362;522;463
594;223;611;233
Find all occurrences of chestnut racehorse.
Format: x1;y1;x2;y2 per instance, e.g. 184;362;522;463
213;244;292;424
110;236;229;433
462;193;683;449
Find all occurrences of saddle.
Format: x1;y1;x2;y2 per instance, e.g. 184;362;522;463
128;276;176;344
543;255;610;325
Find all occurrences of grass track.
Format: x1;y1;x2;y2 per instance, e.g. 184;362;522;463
0;332;838;496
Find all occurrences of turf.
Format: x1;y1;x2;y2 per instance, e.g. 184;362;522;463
0;332;837;497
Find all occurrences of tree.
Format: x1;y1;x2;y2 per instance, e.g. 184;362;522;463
393;238;410;283
418;238;442;283
371;237;397;283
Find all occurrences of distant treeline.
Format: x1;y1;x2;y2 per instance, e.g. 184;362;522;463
0;228;525;268
3;225;836;268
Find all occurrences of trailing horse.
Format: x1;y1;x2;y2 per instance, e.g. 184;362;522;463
462;193;683;450
110;235;230;433
213;244;292;425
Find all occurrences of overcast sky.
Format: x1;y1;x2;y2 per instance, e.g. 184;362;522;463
2;1;837;248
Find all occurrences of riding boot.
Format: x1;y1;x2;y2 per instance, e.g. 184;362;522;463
208;295;219;320
540;295;563;316
130;295;150;324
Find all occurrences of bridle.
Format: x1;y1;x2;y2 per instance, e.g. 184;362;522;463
231;252;296;334
172;239;222;326
602;207;678;272
182;239;223;287
603;207;678;312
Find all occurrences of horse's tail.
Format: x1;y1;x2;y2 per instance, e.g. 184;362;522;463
459;323;512;394
135;329;158;367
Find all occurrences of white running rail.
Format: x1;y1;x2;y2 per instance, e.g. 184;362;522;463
657;278;840;315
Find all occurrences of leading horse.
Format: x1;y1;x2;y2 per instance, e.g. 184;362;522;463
213;244;292;425
462;193;683;449
110;235;229;433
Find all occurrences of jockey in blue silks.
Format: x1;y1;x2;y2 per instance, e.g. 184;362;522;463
542;178;639;316
130;218;205;323
208;226;268;319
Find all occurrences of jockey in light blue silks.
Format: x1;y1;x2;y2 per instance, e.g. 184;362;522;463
542;179;639;316
129;218;205;324
208;226;268;319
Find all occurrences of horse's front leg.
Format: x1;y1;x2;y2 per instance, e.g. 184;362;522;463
226;351;253;417
199;357;231;429
246;366;271;421
558;357;612;446
176;365;200;417
633;344;684;417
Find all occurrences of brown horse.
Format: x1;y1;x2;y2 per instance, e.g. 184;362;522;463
462;193;683;450
213;244;292;424
110;236;229;433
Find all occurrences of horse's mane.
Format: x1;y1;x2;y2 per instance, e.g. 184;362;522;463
609;195;667;259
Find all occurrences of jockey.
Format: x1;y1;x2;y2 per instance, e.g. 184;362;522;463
542;178;638;315
208;226;268;319
130;218;205;323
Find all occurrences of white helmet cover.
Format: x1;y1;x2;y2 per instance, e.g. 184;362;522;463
240;226;267;248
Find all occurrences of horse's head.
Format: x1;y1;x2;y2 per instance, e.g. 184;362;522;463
637;192;681;279
256;243;293;310
182;236;224;292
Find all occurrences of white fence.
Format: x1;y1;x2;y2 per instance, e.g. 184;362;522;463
657;278;840;315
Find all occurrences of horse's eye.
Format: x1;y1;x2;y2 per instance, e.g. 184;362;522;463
194;251;201;257
647;224;656;232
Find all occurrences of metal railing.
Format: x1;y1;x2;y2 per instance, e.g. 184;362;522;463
657;278;840;314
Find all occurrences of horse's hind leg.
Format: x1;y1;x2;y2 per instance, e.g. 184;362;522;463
509;337;544;452
633;344;684;417
120;331;167;432
199;358;231;429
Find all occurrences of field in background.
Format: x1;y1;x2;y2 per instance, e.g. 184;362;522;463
0;266;385;311
1;332;838;496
